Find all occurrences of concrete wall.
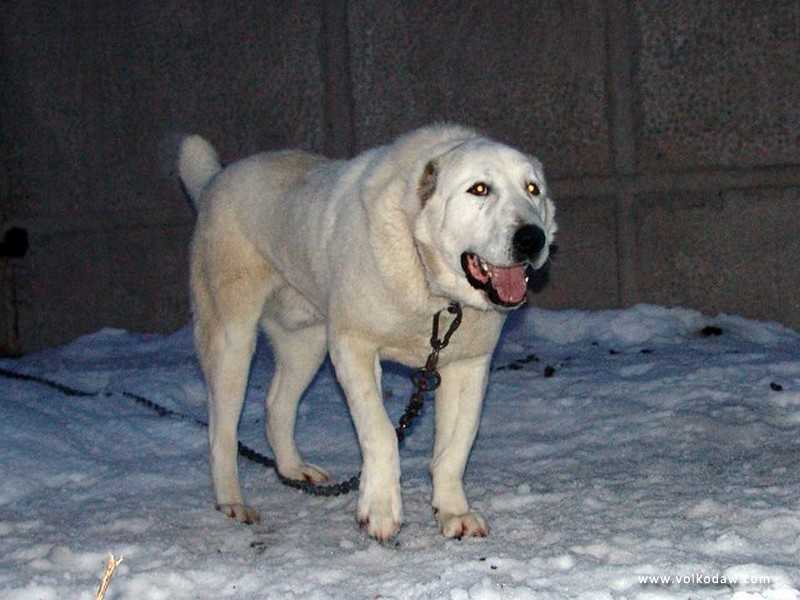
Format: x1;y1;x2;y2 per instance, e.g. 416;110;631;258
1;1;798;353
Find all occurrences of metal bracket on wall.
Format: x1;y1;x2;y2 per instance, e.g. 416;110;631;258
0;227;29;357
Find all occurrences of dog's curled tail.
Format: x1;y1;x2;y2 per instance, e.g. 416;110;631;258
177;135;221;207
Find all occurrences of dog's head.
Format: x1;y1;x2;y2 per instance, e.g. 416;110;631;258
413;137;557;311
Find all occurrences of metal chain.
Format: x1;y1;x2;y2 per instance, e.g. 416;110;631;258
0;302;464;499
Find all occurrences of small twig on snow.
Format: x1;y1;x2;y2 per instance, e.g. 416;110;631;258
95;554;124;600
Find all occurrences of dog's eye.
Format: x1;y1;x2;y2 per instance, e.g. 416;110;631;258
526;182;541;196
467;182;490;197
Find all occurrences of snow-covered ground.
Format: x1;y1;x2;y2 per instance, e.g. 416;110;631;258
2;304;800;599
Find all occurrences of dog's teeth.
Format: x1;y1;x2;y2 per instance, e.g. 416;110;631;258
479;259;489;274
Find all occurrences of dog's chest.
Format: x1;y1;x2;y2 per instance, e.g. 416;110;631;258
377;308;505;368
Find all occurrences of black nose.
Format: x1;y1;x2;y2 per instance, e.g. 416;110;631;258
512;225;546;263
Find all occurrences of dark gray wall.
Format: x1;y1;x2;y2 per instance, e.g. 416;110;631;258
1;1;799;353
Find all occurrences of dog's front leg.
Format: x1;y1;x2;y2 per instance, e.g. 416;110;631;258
330;336;401;541
431;354;491;538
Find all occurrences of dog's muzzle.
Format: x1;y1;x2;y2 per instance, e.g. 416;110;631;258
512;224;547;264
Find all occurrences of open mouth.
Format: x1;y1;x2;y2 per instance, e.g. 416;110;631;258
461;252;529;308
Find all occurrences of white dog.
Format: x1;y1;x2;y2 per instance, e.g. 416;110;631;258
178;124;557;540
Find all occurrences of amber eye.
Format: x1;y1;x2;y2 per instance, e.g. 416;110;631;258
467;182;490;196
526;181;541;196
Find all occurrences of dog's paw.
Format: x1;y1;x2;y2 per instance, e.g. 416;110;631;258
358;511;401;542
280;462;330;484
215;503;261;525
436;510;489;539
357;490;402;542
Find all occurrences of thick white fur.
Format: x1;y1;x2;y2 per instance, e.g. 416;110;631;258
179;124;557;540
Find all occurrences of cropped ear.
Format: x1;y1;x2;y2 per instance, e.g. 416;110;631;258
417;160;438;207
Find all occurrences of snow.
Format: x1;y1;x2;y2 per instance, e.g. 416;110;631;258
2;303;800;599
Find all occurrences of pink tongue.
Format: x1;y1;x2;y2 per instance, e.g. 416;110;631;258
490;264;527;304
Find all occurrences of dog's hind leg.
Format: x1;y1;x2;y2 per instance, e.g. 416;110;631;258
260;316;329;483
192;233;272;524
